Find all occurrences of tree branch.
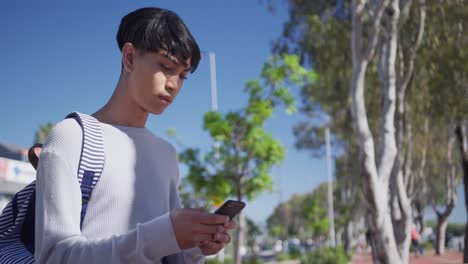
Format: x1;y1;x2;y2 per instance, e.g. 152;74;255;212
365;0;391;61
432;206;442;218
376;0;399;184
352;0;366;63
240;151;254;181
398;0;426;94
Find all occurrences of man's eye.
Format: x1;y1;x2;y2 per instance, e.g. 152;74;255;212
161;64;171;70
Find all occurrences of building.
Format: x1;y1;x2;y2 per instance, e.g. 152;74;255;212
0;142;36;209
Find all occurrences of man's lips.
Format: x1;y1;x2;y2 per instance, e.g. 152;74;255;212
158;95;173;104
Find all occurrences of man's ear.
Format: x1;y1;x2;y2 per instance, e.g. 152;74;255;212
122;42;136;73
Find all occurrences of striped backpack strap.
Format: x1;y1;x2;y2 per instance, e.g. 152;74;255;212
65;112;105;229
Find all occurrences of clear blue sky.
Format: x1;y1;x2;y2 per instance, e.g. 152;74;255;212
1;0;465;225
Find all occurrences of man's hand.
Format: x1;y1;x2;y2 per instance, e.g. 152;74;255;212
170;208;229;250
199;220;237;256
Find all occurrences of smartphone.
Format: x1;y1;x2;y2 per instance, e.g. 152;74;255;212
214;200;246;219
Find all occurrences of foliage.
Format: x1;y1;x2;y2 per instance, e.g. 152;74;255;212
446;223;466;237
34;123;54;144
300;247;349;264
271;1;467;259
246;217;262;250
177;54;315;263
267;182;332;242
205;257;234;264
302;186;329;240
242;256;264;264
276;252;292;261
178;54;314;205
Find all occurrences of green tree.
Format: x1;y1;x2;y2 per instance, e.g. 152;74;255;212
302;186;329;246
267;193;309;241
270;0;467;262
177;177;212;210
333;144;366;253
34;123;53;144
276;2;379;256
267;181;359;248
425;124;461;255
179;54;314;264
246;217;262;255
406;1;468;256
276;9;372;255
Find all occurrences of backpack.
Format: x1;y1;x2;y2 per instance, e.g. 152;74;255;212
0;112;105;263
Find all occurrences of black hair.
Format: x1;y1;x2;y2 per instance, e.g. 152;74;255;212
117;7;201;73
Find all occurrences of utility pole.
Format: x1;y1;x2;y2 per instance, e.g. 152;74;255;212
208;52;218;112
325;125;336;247
204;51;226;262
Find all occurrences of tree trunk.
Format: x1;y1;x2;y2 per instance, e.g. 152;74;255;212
412;118;429;235
233;211;245;264
393;170;412;263
343;221;352;254
350;60;401;263
435;213;449;255
350;1;401;263
388;0;425;260
433;130;458;255
454;123;468;262
413;200;424;233
465;224;468;263
463;224;468;263
367;208;401;264
341;147;357;255
234;181;244;264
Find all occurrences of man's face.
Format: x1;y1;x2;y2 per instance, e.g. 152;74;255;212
126;47;191;115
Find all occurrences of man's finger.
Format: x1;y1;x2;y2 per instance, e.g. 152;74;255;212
193;234;213;243
214;232;231;244
196;224;225;234
196;213;229;225
204;241;222;251
224;220;237;230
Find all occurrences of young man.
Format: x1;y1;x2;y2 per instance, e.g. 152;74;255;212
35;7;236;263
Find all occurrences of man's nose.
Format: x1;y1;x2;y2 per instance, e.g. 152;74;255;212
165;75;181;95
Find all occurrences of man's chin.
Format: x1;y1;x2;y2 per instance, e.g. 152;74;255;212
150;107;166;115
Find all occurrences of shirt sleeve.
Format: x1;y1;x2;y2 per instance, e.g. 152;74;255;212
35;141;181;263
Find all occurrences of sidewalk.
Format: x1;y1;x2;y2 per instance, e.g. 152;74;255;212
351;250;463;264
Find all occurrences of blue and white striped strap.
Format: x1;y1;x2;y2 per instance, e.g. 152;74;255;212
65;112;105;229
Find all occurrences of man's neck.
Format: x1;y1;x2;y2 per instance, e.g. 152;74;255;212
93;77;149;128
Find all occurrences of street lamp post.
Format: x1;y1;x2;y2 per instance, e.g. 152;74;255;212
208;52;218;112
204;51;225;262
325;124;336;247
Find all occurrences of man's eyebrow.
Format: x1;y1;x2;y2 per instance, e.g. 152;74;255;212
161;53;191;72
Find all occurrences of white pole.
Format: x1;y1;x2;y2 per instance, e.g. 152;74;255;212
207;51;225;262
278;164;283;204
325;125;336;247
208;52;218;112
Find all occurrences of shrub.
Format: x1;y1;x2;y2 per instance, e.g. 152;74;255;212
205;257;234;264
300;247;349;264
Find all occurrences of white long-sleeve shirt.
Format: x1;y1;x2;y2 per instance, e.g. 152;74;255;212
34;117;204;263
